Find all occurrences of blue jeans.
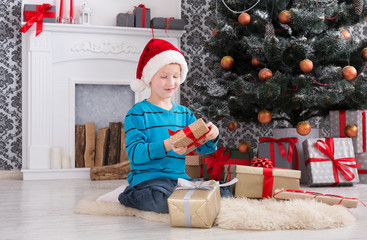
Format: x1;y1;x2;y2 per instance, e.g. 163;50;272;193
118;178;233;214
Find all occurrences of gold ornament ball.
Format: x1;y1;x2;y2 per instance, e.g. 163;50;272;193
251;57;263;68
238;13;251;26
278;10;291;24
228;121;238;131
257;110;272;124
221;56;234;70
342;66;357;81
212;28;217;37
344;124;358;138
361;47;367;61
258;68;273;82
296;121;311;136
299;59;313;73
341;29;351;40
238;141;251;154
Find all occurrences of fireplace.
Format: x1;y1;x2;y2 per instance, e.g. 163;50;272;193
21;24;184;180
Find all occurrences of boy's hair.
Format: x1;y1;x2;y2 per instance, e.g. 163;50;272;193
130;39;188;92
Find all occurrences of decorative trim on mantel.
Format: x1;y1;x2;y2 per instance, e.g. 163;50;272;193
22;22;186;38
71;41;141;54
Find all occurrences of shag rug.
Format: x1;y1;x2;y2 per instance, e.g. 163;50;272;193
75;195;355;230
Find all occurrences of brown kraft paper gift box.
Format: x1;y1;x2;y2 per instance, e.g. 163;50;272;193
234;165;301;198
169;118;209;154
167;179;220;228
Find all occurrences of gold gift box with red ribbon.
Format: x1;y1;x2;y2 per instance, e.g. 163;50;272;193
234;165;301;198
303;138;360;186
169;118;209;154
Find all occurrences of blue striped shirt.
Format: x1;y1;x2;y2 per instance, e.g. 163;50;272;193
124;99;218;187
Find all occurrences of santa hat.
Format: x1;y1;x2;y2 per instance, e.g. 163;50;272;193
130;38;188;92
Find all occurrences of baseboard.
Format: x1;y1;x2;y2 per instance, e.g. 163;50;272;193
0;170;23;180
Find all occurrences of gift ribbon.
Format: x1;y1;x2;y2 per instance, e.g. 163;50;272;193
134;4;148;28
165;17;174;33
176;178;238;227
168;126;209;151
273;189;366;207
205;147;230;180
358;169;367;174
262;167;274;198
259;137;299;170
20;4;55;36
338;110;366;152
305;138;361;185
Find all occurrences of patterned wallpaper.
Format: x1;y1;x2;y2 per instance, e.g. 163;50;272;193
0;0;22;170
0;0;365;169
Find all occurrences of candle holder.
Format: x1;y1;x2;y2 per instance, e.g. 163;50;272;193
57;16;65;23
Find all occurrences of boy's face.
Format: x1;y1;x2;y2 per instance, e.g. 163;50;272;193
150;63;181;100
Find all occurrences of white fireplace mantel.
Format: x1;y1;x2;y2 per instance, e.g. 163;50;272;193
21;23;185;180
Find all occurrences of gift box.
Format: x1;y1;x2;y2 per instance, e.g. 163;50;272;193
185;165;203;178
185;154;203;166
151;17;185;30
116;12;134;27
23;4;56;23
203;147;253;181
330;110;367;153
273;189;360;208
234;165;301;198
303;138;360;186
257;137;299;170
169;118;209;154
355;153;367;184
167;179;220;228
133;4;150;28
273;128;320;184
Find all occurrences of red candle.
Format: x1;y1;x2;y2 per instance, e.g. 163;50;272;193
70;0;73;19
58;0;63;22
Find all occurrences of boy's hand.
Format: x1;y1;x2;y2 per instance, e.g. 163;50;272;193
164;138;187;155
204;122;219;142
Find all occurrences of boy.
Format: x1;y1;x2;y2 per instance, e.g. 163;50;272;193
118;39;230;214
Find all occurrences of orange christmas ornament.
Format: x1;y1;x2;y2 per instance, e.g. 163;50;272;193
342;66;357;81
278;10;291;24
238;141;251;154
341;29;351;40
361;47;367;61
238;13;251;25
212;28;217;37
296;121;311;136
258;68;273;82
228;121;238;131
344;124;358;138
251;57;263;68
221;56;234;70
257;110;272;124
299;59;313;73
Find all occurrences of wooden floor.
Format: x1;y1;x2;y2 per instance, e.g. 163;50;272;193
1;179;367;240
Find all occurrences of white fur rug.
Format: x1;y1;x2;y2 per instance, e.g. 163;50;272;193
75;195;355;230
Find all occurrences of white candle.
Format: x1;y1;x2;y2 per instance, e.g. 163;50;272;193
62;156;71;168
50;147;62;169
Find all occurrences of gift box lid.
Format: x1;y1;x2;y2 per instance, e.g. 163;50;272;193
235;165;301;179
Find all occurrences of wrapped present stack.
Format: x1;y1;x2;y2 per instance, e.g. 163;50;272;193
169;118;209;154
203;147;253;181
151;17;185;30
257;137;299;170
303;138;360;186
330;110;367;183
167;179;221;228
234;158;301;198
185;153;203;178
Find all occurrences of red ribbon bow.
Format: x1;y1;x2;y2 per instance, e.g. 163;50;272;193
20;4;55;36
259;137;299;169
205;147;230;181
306;138;361;185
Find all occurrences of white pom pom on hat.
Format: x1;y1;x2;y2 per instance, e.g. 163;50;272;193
130;38;188;92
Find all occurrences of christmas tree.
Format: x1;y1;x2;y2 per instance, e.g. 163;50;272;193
193;0;367;127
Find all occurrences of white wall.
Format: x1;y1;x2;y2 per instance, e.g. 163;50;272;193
22;0;181;26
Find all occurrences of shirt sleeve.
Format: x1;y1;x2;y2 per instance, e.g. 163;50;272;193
124;109;167;164
186;110;219;155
